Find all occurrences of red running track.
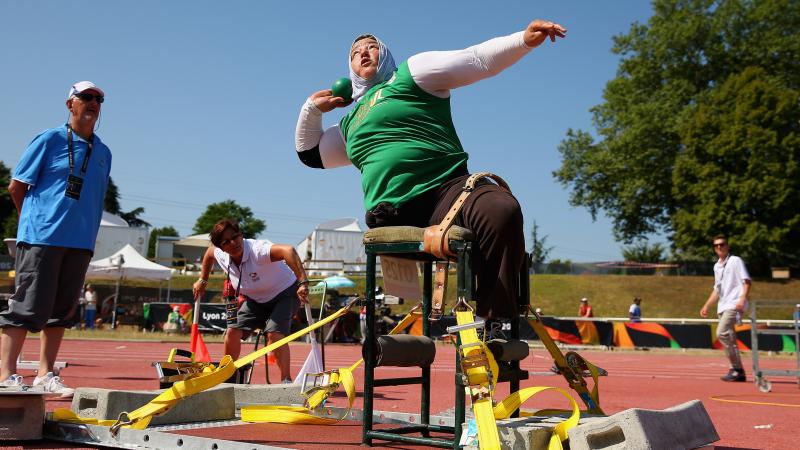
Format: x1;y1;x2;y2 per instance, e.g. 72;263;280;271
2;338;799;449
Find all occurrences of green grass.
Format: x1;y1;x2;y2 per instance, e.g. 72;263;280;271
530;274;799;320
61;326;226;342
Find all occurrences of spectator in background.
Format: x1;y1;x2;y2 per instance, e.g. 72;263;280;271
700;234;751;382
0;81;112;397
193;219;309;383
164;305;184;333
578;298;593;318
84;284;97;330
629;297;642;322
74;289;86;330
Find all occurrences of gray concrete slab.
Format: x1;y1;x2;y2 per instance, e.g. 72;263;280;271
568;400;719;450
462;400;718;450
231;383;306;407
70;384;235;426
0;392;46;440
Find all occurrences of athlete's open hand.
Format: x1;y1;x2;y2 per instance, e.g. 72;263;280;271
310;89;353;113
524;19;567;48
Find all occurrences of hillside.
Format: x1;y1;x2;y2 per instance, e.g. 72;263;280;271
2;273;796;321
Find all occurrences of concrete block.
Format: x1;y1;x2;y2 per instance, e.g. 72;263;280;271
0;392;46;440
231;383;306;407
69;384;235;426
568;400;719;450
463;412;607;450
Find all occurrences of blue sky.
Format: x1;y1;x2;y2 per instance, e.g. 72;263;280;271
0;1;655;262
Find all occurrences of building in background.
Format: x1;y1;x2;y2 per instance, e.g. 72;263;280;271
296;218;366;276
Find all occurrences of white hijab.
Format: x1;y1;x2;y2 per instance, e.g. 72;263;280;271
348;34;397;102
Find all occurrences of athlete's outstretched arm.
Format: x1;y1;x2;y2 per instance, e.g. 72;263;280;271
409;19;566;97
294;90;351;169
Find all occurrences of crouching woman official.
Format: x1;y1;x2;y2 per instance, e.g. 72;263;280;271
192;219;309;383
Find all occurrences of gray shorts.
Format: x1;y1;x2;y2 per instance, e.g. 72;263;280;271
0;243;91;332
230;283;300;336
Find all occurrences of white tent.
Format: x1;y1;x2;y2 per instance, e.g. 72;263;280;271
86;244;172;329
86;244;172;281
296;218;366;276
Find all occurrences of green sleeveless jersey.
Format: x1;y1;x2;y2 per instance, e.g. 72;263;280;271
339;61;468;211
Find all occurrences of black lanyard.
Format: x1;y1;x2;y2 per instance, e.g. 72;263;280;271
66;126;93;176
226;259;244;298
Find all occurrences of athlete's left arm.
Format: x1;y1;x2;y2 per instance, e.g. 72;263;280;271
409;19;566;97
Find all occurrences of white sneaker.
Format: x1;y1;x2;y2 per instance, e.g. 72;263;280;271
32;372;74;398
0;374;26;387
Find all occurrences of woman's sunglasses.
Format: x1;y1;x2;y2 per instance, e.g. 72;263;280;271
74;92;105;104
220;233;242;247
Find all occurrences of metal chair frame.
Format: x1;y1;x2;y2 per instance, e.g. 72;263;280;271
362;239;528;448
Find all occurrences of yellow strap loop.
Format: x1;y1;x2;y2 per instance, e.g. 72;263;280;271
242;305;422;424
454;310;501;450
493;386;581;449
54;303;354;431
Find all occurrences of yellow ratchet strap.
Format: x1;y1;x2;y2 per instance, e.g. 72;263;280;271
493;386;580;450
53;355;236;433
241;304;422;424
54;303;354;433
456;308;581;450
455;309;501;450
525;315;604;414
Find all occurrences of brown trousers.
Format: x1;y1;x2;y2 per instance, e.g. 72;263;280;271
366;169;525;319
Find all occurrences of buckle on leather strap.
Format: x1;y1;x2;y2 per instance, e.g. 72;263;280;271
429;262;449;321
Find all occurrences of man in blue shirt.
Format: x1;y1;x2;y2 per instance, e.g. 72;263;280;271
0;81;112;397
629;297;642;322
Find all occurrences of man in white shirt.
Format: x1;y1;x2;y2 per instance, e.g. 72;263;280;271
629;297;642;322
700;235;751;382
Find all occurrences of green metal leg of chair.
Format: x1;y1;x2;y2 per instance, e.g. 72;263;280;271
362;241;467;448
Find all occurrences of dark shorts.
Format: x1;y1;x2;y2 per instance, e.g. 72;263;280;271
0;243;92;332
229;283;299;336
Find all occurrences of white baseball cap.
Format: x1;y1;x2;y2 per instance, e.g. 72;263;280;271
580;297;588;302
68;81;105;99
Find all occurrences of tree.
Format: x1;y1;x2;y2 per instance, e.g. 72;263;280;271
622;240;666;263
120;207;151;228
104;177;150;227
0;162;17;250
193;200;266;238
673;67;800;273
148;226;179;258
104;177;121;214
529;221;553;273
554;0;800;273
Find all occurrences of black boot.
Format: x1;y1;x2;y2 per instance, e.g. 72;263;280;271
721;368;746;382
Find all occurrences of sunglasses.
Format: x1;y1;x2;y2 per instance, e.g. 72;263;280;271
74;92;104;104
713;242;727;248
220;233;241;247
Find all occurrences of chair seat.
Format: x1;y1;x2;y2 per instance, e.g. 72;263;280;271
363;225;473;245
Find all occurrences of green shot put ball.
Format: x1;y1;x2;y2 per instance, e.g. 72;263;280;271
331;77;353;101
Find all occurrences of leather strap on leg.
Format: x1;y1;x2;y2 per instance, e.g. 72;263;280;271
429;262;449;321
423;172;511;259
